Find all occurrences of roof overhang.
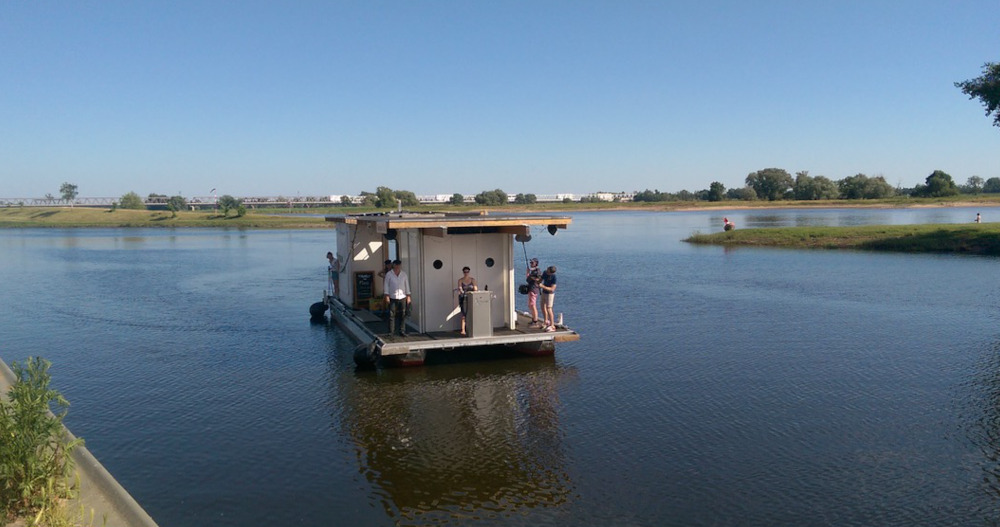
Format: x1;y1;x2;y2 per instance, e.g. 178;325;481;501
325;211;571;235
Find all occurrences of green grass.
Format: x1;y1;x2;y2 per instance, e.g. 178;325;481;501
685;223;1000;255
0;207;329;228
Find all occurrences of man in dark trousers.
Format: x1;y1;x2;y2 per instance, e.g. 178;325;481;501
383;259;411;336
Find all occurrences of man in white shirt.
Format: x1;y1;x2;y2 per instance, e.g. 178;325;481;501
383;259;411;336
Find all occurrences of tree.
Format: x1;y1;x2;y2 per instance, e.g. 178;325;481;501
167;195;187;211
837;173;893;200
965;176;984;194
984;177;1000;193
794;171;839;200
514;193;537;204
913;170;959;198
340;195;354;206
726;187;757;201
217;195;241;216
707;182;726;202
358;192;377;207
59;183;78;206
166;195;187;217
745;168;793;201
474;189;508;206
632;189;668;202
863;175;894;199
119;191;145;210
955;62;1000;128
374;186;397;209
393;190;420;207
838;174;866;200
449;193;464;205
793;171;814;200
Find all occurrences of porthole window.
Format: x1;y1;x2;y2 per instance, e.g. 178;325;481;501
433;259;443;269
484;258;495;268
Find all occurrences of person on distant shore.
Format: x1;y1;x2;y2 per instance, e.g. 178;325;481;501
326;252;340;296
456;266;478;335
540;266;557;332
383;259;411;336
723;217;735;231
976;212;982;223
526;258;542;328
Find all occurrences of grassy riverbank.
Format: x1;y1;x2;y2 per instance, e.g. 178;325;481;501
0;207;329;228
685;223;1000;255
5;195;1000;228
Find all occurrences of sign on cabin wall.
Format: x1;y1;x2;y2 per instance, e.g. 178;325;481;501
354;271;374;307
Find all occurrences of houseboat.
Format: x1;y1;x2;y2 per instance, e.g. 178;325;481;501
313;211;580;366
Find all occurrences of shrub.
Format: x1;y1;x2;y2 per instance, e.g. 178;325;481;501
0;357;82;521
119;191;145;210
218;195;242;217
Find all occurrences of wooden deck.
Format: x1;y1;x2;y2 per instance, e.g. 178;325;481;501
327;299;578;357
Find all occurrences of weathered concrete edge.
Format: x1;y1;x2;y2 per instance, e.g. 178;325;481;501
0;358;159;527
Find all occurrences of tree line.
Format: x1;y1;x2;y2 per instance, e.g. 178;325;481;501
630;168;985;203
54;170;988;214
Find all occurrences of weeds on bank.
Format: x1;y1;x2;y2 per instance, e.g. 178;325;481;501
0;357;85;525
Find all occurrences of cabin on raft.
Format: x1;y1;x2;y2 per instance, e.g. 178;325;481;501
314;211;580;366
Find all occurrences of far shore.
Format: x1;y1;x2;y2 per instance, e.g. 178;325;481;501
3;197;1000;228
685;223;1000;256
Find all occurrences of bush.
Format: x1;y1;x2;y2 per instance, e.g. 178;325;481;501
119;191;145;210
0;357;82;521
218;195;242;217
474;189;508;206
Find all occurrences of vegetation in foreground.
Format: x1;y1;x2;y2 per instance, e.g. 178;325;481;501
0;357;84;525
685;223;1000;255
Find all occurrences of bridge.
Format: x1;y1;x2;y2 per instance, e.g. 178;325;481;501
0;193;603;209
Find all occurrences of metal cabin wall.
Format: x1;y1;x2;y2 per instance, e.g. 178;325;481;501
339;222;386;306
419;232;512;333
401;229;422;331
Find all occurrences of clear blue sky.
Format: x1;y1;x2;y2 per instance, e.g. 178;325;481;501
2;1;997;199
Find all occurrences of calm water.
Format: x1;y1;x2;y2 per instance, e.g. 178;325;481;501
2;208;1000;526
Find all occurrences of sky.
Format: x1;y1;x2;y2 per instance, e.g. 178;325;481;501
2;1;998;199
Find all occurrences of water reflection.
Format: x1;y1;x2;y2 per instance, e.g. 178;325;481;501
329;354;576;524
967;339;1000;502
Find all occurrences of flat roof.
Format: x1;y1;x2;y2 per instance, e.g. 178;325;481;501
325;211;571;231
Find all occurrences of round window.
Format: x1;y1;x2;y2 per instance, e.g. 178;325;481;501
433;260;443;269
484;258;495;268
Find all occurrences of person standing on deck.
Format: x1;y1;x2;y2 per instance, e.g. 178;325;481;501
384;259;411;336
457;266;478;336
326;252;340;296
540;266;557;332
526;258;542;328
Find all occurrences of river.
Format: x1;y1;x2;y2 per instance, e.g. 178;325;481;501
1;207;998;526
